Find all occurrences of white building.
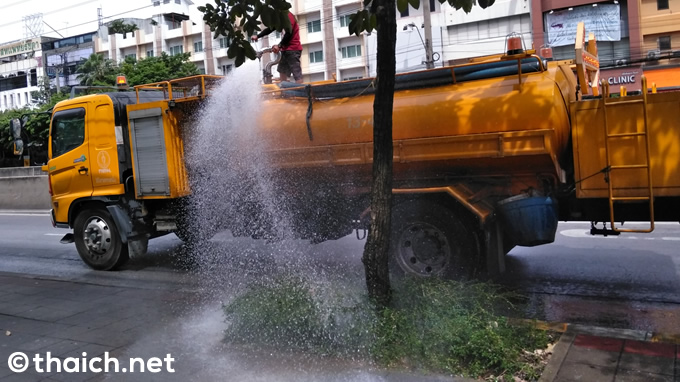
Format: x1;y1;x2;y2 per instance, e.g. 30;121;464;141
0;0;533;112
94;0;533;82
0;39;44;112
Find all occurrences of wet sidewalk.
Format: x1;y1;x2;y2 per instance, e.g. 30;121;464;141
541;325;680;381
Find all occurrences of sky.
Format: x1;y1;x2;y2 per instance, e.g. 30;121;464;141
0;0;202;45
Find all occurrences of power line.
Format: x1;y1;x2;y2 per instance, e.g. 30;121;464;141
0;0;102;29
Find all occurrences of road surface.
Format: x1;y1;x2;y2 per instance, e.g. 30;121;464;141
1;211;679;334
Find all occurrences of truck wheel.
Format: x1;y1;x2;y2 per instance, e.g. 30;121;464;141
74;208;129;270
390;201;478;279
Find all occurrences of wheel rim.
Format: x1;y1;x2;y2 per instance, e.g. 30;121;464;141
395;221;451;276
82;216;112;258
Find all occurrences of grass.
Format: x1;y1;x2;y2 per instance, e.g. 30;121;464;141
223;275;554;381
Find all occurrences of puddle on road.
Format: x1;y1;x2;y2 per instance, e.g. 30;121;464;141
522;293;680;336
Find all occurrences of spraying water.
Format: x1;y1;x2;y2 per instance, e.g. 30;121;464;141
161;60;391;379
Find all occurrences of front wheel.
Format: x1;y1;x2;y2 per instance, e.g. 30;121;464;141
74;207;129;270
390;200;479;279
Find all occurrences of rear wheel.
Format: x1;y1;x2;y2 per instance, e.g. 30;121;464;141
74;207;129;270
390;200;479;279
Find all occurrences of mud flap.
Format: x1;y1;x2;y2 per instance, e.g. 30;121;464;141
128;236;149;259
106;205;133;244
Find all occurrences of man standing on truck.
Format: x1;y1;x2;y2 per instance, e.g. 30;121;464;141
251;11;303;83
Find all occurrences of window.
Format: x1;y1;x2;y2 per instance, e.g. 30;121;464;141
51;108;85;158
659;36;671;51
153;1;160;5
309;50;323;63
168;19;181;30
307;20;321;33
657;0;669;10
340;14;351;28
341;44;362;58
175;0;181;3
219;37;231;49
429;0;436;12
169;45;183;56
194;41;203;53
343;76;362;81
146;49;154;58
125;53;137;60
199;68;206;74
221;64;232;74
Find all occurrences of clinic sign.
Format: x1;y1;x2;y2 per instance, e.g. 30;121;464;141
599;66;641;92
0;40;39;60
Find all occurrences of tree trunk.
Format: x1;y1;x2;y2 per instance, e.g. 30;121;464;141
362;0;396;307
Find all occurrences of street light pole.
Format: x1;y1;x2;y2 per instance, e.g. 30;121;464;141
422;0;434;69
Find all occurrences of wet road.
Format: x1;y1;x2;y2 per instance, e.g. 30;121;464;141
1;211;679;334
501;222;680;334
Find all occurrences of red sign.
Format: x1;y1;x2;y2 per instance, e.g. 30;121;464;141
599;66;641;92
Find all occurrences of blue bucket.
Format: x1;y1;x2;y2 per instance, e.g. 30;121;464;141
497;195;558;247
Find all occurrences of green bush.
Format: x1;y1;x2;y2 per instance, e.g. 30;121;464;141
223;275;552;380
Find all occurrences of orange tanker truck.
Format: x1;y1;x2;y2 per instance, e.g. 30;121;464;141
11;24;680;275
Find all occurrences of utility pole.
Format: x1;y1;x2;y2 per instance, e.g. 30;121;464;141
422;0;434;69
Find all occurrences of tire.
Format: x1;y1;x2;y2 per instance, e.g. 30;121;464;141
74;207;129;270
389;200;479;279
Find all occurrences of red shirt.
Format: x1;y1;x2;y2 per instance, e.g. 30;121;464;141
281;12;302;52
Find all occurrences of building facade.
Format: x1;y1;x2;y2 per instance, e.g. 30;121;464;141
92;0;535;83
638;0;680;87
42;32;97;92
5;0;680;112
0;38;45;112
531;0;640;67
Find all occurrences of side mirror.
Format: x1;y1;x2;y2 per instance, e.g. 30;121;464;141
13;139;23;155
10;118;21;139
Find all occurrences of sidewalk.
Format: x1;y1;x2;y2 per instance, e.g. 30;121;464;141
2;271;679;381
541;325;680;382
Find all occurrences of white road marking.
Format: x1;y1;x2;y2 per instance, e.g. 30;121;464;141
0;213;49;217
44;233;64;236
559;221;678;225
560;229;680;241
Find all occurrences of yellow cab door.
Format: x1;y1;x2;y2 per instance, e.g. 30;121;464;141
88;101;121;196
47;104;92;224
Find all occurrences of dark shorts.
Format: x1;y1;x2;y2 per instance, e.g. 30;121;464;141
278;50;302;81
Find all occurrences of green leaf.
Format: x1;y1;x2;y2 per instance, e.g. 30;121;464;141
243;43;256;60
477;0;495;8
261;7;272;28
408;0;420;10
397;0;408;13
235;52;246;67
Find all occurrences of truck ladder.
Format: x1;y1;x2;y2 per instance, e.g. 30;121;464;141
600;77;655;233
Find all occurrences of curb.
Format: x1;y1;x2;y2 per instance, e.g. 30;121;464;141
538;331;574;382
